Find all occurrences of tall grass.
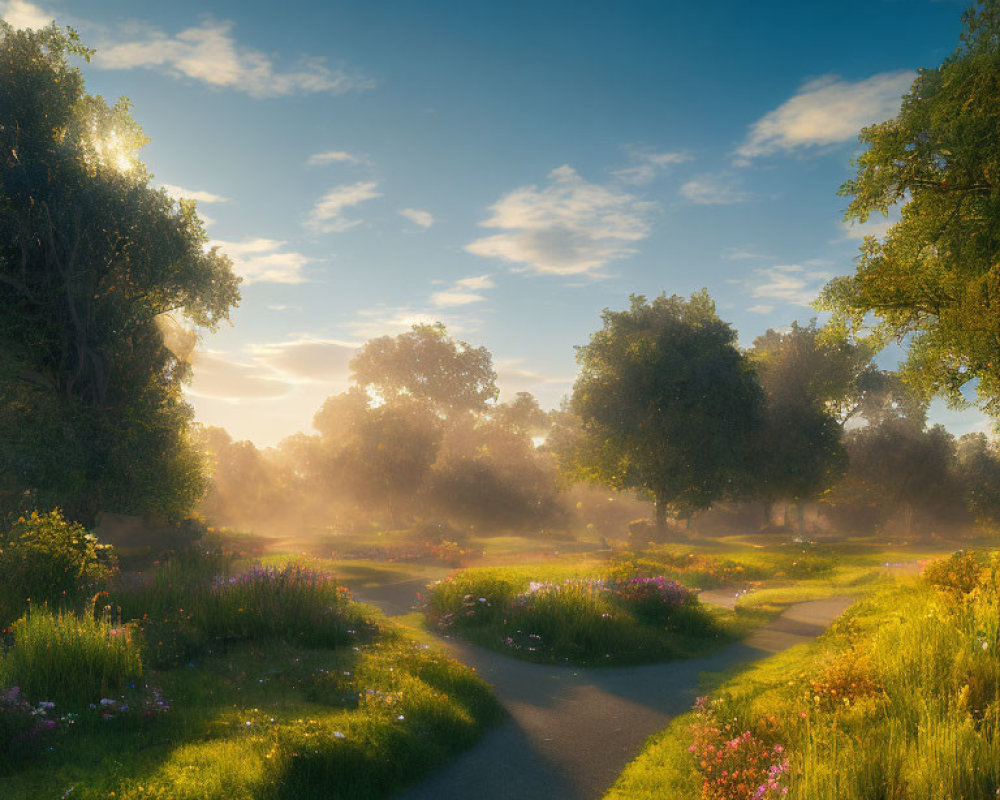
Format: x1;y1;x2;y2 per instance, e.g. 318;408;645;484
606;550;1000;800
1;604;142;708
428;570;728;665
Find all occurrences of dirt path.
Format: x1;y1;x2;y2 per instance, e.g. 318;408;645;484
347;579;852;800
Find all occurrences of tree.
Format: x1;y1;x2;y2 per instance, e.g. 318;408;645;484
0;24;240;522
568;291;764;533
350;323;497;418
818;0;1000;416
955;432;1000;525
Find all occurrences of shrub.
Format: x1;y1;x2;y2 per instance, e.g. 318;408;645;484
922;549;989;595
0;509;116;624
1;605;142;708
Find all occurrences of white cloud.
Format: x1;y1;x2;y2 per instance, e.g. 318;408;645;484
92;19;376;98
613;148;690;185
680;173;749;205
466;165;652;277
455;275;495;290
737;71;915;160
0;0;52;28
307;150;364;166
745;264;832;307
747;304;776;314
841;216;894;241
209;237;309;284
248;338;357;382
430;274;495;308
306;181;381;233
187;350;293;401
160;183;228;204
398;208;435;228
495;359;572;406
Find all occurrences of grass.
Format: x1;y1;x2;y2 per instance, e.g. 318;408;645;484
604;550;1000;799
1;550;503;799
0;632;502;799
426;565;742;666
0;604;142;709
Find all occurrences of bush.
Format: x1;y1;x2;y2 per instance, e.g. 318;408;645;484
0;510;116;625
1;605;142;709
922;549;989;595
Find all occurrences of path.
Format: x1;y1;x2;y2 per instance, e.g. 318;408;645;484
346;577;852;800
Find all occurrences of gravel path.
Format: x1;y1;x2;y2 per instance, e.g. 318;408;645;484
347;579;852;800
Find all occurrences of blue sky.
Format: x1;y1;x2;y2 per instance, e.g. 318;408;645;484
3;0;990;444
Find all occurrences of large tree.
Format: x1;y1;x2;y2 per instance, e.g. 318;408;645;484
819;0;1000;416
350;323;497;418
568;291;764;533
0;24;240;522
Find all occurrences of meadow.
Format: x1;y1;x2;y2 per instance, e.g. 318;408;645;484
0;519;502;800
604;549;1000;799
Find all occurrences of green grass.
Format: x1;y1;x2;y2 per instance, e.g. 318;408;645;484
0;631;502;800
426;566;743;666
0;605;143;709
1;553;503;799
605;551;1000;799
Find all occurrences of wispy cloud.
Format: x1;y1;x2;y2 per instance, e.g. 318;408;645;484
209;237;309;284
466;165;652;277
680;173;749;205
737;71;914;160
160;183;228;204
398;208;435;228
430;275;495;308
613;147;690;185
747;304;776;315
722;247;769;261
187;350;294;401
91;18;376;98
0;0;51;29
306;150;365;166
248;338;357;382
495;358;572;405
306;181;381;233
745;264;832;307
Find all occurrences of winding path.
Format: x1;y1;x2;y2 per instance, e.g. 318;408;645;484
347;579;853;800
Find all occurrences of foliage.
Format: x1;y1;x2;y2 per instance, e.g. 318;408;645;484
818;0;1000;416
0;23;239;523
827;418;965;533
922;548;990;595
1;605;142;709
955;433;1000;524
0;509;116;625
566;291;764;530
349;323;497;417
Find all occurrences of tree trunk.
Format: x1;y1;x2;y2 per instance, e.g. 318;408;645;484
762;501;772;529
654;495;668;539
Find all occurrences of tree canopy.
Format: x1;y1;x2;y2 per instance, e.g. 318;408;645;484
349;323;497;417
567;291;764;532
0;23;240;522
818;0;1000;416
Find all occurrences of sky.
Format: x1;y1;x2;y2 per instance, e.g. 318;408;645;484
2;0;992;445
